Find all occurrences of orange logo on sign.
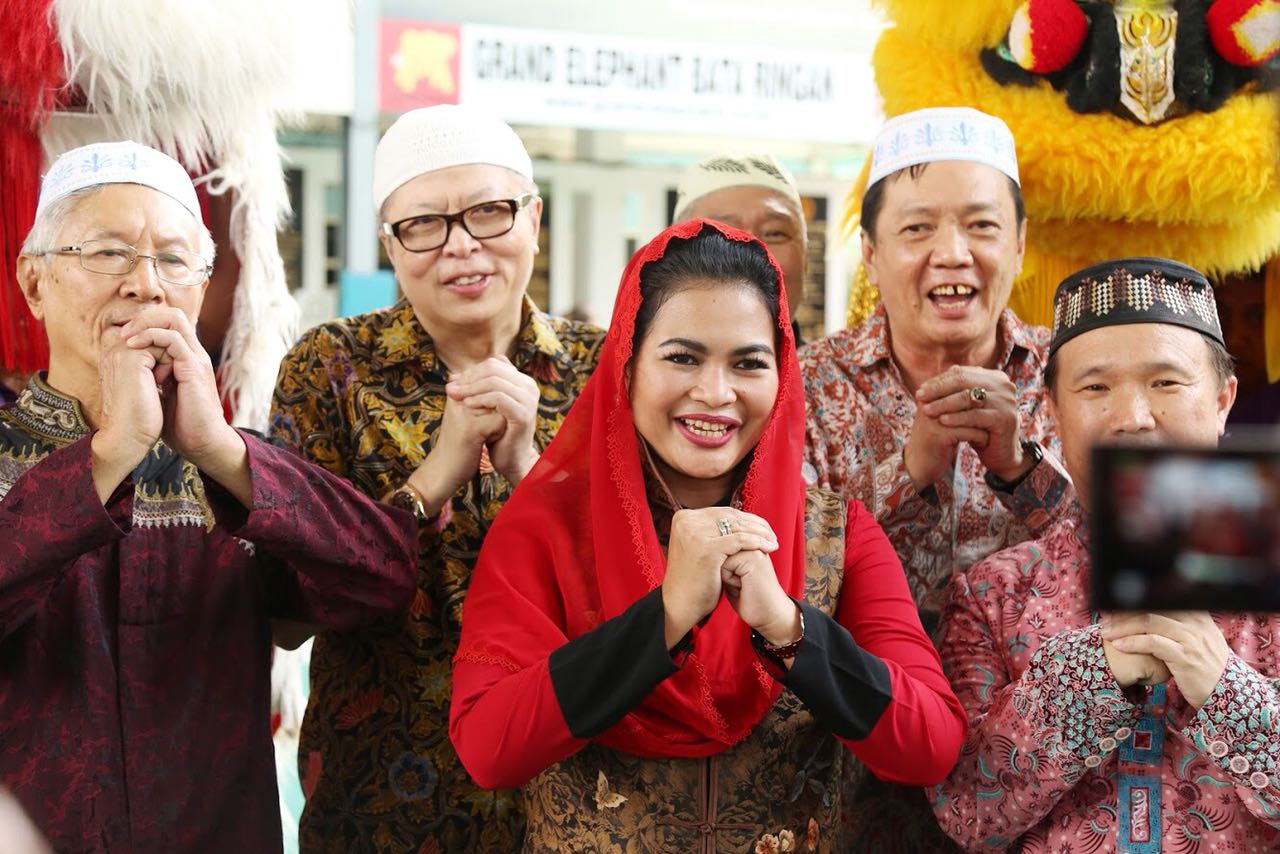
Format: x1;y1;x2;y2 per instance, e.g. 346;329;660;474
381;20;462;110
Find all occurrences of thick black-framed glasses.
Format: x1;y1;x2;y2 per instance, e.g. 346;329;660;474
381;193;536;253
40;239;211;287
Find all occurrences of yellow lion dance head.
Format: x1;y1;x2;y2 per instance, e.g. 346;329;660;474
848;0;1280;370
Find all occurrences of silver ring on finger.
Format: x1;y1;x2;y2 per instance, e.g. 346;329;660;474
716;517;733;536
969;386;988;406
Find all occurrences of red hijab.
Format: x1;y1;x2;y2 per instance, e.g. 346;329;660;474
456;219;807;757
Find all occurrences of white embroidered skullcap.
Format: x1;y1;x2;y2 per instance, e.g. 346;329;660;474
674;153;803;220
867;107;1020;188
37;141;200;219
373;105;534;214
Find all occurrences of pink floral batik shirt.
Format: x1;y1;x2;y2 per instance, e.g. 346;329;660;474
934;517;1280;852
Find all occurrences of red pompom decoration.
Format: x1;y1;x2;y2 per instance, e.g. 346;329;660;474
0;0;62;374
1007;0;1090;74
1208;0;1280;66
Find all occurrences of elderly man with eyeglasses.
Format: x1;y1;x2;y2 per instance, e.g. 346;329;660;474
270;106;604;852
0;141;417;852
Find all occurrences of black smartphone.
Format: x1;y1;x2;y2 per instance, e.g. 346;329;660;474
1090;443;1280;612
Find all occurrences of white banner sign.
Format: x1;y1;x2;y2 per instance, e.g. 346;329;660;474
381;20;878;143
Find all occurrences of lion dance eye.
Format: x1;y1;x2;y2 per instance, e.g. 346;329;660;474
1206;0;1280;67
1005;0;1090;74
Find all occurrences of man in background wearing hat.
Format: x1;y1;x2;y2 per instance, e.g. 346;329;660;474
933;257;1280;850
673;153;810;341
270;106;604;851
799;106;1073;850
0;141;416;851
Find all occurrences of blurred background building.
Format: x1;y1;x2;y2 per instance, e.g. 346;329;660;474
276;0;885;342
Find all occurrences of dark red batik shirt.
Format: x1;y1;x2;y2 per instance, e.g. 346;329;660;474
0;375;417;853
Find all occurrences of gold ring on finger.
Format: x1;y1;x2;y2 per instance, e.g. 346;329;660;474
969;386;987;405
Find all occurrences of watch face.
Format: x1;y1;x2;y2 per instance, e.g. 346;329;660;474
391;488;422;518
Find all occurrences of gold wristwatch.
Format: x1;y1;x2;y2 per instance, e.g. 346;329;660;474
388;482;430;522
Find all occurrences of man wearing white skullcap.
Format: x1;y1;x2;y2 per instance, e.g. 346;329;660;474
0;140;416;852
799;107;1073;850
270;105;604;851
673;154;809;338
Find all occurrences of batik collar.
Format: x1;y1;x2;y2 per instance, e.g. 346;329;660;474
371;295;570;377
9;373;91;445
849;303;1041;371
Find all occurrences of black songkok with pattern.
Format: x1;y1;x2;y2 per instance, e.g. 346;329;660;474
1048;257;1224;358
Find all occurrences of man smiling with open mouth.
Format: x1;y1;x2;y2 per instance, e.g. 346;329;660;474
799;107;1076;852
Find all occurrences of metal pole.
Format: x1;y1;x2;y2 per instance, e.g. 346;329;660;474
345;0;380;275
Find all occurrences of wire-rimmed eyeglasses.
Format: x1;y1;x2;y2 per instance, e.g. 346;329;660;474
381;193;537;253
39;239;211;287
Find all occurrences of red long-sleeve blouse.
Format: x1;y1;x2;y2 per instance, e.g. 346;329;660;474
450;497;966;791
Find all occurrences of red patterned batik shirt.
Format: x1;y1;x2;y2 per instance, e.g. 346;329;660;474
0;375;417;853
800;305;1073;628
800;306;1075;852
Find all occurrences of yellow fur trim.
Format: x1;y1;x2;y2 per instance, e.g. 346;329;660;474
1031;213;1280;279
871;32;1280;226
1009;246;1080;327
845;263;882;328
839;158;873;242
847;27;1280;326
1002;214;1280;329
872;3;1022;50
841;159;880;328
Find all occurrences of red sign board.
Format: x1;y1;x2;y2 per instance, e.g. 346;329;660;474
379;19;461;112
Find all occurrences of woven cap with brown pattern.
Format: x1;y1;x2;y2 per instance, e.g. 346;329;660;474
1049;257;1224;357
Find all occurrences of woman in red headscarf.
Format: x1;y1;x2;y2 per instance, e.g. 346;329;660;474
450;220;964;852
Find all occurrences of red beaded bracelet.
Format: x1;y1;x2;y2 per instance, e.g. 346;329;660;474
751;608;806;661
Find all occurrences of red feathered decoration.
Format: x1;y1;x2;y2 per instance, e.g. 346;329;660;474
0;122;49;374
1007;0;1090;74
1208;0;1280;66
0;0;64;374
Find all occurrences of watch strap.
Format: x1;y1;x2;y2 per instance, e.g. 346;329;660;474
985;438;1043;492
389;482;430;522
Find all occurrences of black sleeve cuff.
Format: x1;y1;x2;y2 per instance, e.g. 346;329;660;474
549;587;682;739
782;600;893;740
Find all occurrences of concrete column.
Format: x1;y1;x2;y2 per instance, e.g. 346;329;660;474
344;0;380;274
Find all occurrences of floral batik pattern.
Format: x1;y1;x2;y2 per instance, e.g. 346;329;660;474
270;297;604;853
800;305;1072;628
800;305;1073;852
933;517;1280;851
518;488;847;853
